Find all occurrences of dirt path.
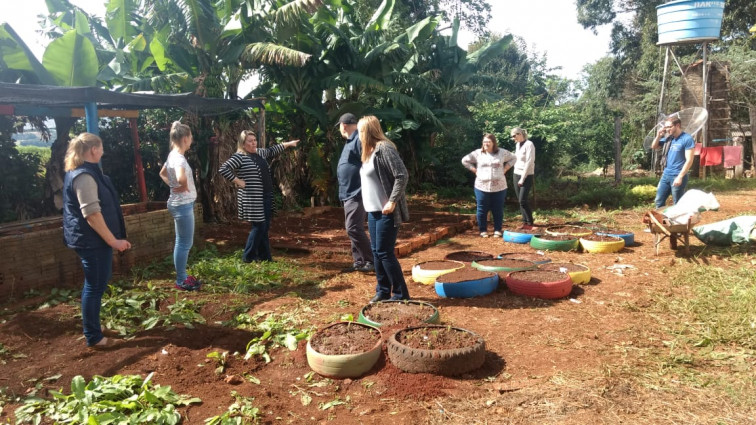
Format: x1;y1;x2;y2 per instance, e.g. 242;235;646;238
1;190;755;424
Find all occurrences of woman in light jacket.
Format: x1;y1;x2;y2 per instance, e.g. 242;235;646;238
462;133;516;237
358;116;410;303
219;130;299;263
511;127;535;228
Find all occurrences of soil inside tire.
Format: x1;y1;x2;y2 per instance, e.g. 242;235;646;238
582;234;623;242
397;326;480;350
509;270;568;282
539;262;588;272
506;227;541;234
415;260;461;271
309;323;381;355
598;228;631;234
547;226;592;235
535;234;578;241
444;251;494;262
362;302;436;326
475;259;534;268
436;269;494;283
499;252;551;262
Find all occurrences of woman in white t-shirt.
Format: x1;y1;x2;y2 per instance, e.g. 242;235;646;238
160;121;200;290
461;133;516;238
511;127;535;228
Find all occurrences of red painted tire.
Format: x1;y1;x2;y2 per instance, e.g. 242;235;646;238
505;270;573;299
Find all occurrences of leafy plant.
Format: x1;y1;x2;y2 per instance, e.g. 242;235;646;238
14;373;200;424
204;391;260;425
206;351;229;376
225;311;313;362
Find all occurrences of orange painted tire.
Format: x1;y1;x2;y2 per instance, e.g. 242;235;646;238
506;270;573;299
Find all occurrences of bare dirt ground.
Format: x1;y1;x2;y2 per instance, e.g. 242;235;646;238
1;190;755;424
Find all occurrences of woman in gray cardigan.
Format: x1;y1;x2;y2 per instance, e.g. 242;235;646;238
358;115;410;303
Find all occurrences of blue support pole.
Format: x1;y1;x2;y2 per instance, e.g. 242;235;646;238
84;102;99;135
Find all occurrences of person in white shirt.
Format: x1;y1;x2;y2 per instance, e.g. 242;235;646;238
510;127;535;228
160;121;200;290
461;133;516;238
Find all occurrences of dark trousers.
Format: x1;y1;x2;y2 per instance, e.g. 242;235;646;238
367;212;409;299
513;173;534;225
344;195;373;266
75;246;113;346
243;196;273;262
474;188;505;233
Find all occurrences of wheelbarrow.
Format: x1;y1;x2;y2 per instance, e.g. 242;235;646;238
642;210;692;255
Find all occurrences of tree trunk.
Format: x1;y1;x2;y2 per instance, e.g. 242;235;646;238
750;104;756;175
43;117;77;214
614;116;622;183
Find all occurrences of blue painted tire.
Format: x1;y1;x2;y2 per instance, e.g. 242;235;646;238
434;270;498;298
502;230;540;244
596;231;635;246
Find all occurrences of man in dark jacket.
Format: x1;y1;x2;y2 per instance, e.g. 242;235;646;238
336;113;374;272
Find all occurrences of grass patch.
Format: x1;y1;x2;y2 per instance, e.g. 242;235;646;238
189;245;317;294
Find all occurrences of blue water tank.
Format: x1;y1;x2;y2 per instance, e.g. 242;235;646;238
657;0;725;45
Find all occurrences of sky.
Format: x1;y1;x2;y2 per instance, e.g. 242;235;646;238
5;0;612;81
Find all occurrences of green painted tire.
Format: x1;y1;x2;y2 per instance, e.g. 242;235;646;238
357;300;440;327
306;322;382;379
530;235;580;251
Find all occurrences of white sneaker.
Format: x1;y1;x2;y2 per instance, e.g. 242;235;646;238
493;231;502;237
480;232;489;238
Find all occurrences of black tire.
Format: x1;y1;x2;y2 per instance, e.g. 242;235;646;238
386;325;486;376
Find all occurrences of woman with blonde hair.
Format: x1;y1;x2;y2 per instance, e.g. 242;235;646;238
358;115;410;302
510;127;535;228
219;130;299;262
62;133;131;348
159;121;200;290
462;133;516;237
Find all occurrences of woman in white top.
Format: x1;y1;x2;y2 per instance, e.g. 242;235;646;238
510;127;535;227
160;121;200;290
461;133;516;237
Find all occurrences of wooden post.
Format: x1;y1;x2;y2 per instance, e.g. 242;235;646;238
257;104;266;148
614;115;622;183
129;118;148;202
751;105;756;175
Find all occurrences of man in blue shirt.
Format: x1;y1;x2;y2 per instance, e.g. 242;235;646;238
651;116;695;208
336;113;374;273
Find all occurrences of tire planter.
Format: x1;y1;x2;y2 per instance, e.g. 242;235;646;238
497;252;552;265
579;234;625;253
530;235;580;252
502;229;541;244
596;229;635;246
411;260;465;285
434;269;498;298
506;270;573;299
306;322;382;378
471;258;536;274
443;251;494;263
387;325;486;376
545;225;593;237
538;262;591;285
357;300;440;327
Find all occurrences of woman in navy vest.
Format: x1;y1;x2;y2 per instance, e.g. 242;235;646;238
62;133;131;348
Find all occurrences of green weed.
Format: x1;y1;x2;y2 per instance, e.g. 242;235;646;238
14;373;200;424
225;311;313;363
204;391;260;424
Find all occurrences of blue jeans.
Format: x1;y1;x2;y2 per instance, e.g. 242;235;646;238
513;174;534;225
368;212;410;299
168;202;195;284
243;196;272;262
474;188;505;233
655;173;688;208
75;246;113;346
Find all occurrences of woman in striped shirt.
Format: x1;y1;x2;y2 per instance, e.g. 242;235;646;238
219;130;299;262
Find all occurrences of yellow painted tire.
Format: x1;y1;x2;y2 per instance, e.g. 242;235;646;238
411;260;465;285
539;262;591;285
579;236;625;253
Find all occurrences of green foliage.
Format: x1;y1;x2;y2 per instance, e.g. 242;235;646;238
204;391;260;425
224;311;313;363
189;246;314;294
100;283;205;335
0;117;47;223
14;373;201;424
